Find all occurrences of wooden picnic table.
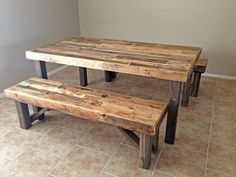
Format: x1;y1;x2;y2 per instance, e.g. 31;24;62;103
26;37;202;144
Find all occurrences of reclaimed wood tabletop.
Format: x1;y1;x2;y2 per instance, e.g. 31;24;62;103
26;37;202;82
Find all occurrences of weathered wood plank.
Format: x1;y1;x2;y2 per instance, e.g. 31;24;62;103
194;58;208;73
25;37;201;82
4;78;168;135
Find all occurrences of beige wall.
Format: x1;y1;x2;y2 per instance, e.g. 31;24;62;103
0;0;80;92
78;0;236;77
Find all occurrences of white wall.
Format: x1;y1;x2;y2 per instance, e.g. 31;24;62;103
0;0;80;92
78;0;236;77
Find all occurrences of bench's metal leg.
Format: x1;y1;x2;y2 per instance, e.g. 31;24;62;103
151;129;159;154
181;74;192;107
165;81;182;144
139;134;151;169
15;101;32;129
79;67;88;86
32;106;45;120
105;71;116;82
191;72;202;97
34;60;48;120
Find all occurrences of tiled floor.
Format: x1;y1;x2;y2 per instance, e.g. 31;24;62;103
0;67;235;177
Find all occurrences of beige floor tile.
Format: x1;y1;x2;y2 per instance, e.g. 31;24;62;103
0;128;41;159
30;110;67;135
0;156;11;171
207;143;236;176
152;170;175;177
175;127;209;153
79;124;124;155
156;145;206;177
51;146;109;177
0;112;19;137
1;148;59;177
104;144;156;177
205;169;234;177
59;115;96;134
186;97;214;115
178;110;211;132
210;123;236;148
33;127;84;157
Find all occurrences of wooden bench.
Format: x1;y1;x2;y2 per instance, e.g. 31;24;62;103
192;58;208;97
181;58;208;106
4;77;168;169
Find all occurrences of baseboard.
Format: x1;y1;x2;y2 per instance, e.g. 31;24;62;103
0;65;68;98
47;65;68;76
203;73;236;80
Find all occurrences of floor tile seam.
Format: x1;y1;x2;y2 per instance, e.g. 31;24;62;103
206;168;236;177
203;78;216;177
45;144;79;177
76;145;112;157
98;137;125;177
150;143;165;177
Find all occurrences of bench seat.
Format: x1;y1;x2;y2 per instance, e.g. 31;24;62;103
4;77;168;169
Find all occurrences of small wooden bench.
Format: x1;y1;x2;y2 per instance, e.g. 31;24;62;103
181;58;208;106
192;58;208;97
4;77;167;169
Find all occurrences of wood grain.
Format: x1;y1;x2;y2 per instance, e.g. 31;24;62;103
194;58;208;72
26;37;202;82
4;77;168;135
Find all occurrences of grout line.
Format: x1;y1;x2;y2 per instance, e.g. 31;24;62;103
76;145;111;157
150;143;166;177
206;168;235;177
30;146;61;159
97;137;125;177
203;78;216;177
45;127;93;177
101;172;119;177
155;170;177;177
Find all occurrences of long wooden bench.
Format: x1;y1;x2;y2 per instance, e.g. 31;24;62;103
4;77;167;169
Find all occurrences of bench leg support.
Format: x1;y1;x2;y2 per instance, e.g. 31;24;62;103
15;101;32;129
181;74;192;107
165;81;182;144
34;60;48;120
191;72;202;97
151;129;159;154
105;71;116;82
79;67;88;87
139;134;151;169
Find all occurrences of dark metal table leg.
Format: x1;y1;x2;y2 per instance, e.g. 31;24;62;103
165;81;182;144
105;71;116;82
15;101;32;129
181;74;192;107
191;72;202;97
33;60;48;120
79;67;88;86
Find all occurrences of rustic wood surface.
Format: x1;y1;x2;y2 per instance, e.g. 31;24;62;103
194;58;208;72
4;77;167;135
26;37;202;82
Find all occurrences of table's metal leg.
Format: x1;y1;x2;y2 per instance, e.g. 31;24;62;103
165;81;182;144
79;67;88;86
191;72;201;97
181;74;192;107
33;61;48;120
105;71;116;82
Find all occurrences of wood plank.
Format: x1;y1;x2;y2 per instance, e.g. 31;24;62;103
25;37;202;82
4;78;168;135
194;58;208;72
